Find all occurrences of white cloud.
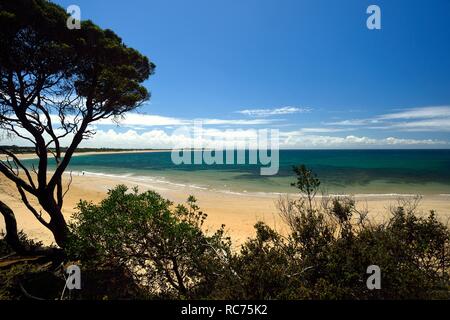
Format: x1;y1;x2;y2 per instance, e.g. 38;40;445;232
47;112;276;129
2;126;447;149
297;127;355;133
0;125;450;149
75;129;449;149
379;106;450;120
2;106;449;149
99;113;275;127
328;119;381;126
237;106;311;117
278;133;446;148
329;106;450;132
372;118;450;132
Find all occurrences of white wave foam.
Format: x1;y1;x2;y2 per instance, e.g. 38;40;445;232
69;170;212;191
64;170;440;198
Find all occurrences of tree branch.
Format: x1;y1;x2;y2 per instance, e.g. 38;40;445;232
0;161;36;195
0;148;36;190
16;184;50;228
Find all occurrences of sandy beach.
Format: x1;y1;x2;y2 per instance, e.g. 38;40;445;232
1;153;449;248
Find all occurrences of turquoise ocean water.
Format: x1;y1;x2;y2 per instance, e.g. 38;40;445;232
23;150;450;195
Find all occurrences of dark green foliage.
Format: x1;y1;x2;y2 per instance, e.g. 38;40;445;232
2;165;449;300
0;230;43;256
65;172;450;300
0;263;45;300
0;0;154;117
231;165;450;299
0;231;50;300
0;0;154;247
223;222;307;299
291;164;321;210
67;185;232;299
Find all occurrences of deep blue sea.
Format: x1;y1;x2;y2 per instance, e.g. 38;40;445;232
23;149;450;195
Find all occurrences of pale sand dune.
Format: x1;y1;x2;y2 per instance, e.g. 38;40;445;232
0;172;449;248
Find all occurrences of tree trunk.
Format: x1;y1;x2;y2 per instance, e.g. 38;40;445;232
39;194;69;248
0;201;27;254
49;213;69;248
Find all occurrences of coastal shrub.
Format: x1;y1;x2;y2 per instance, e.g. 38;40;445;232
0;232;51;300
62;167;450;300
0;230;43;256
227;166;450;300
67;185;232;299
218;222;309;299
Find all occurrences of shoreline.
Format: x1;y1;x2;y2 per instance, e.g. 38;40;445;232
1;170;449;248
5;149;450;196
69;169;450;198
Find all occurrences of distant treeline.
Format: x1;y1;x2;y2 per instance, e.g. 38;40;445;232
0;145;163;154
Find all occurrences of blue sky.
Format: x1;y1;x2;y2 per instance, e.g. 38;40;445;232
50;0;450;148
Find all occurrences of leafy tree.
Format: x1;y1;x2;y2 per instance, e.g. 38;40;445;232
0;0;154;248
291;164;320;211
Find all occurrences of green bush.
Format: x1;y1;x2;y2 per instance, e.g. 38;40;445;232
0;230;43;256
5;166;448;300
0;232;52;300
67;185;232;299
229;166;450;299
